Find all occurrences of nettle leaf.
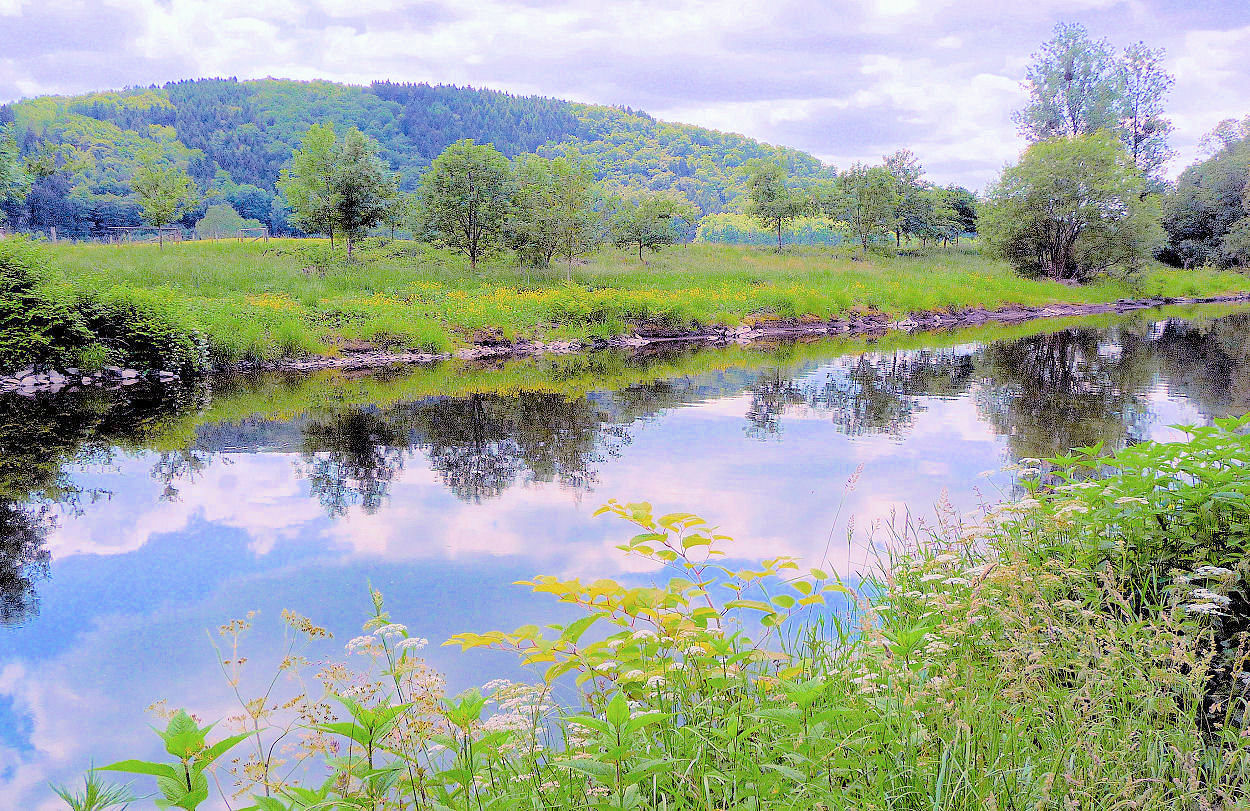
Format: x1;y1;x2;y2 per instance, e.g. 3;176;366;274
199;731;253;768
99;759;179;779
160;710;209;759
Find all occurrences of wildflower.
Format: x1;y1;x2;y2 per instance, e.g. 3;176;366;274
373;623;408;639
646;675;666;688
1114;496;1149;505
394;637;428;655
1185;602;1227;616
1015;498;1041;510
594;661;617;672
1191;588;1232;607
1192;566;1233;579
622;669;645;681
346;635;381;655
1018;467;1041;478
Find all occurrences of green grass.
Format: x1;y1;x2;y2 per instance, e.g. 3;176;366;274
46;238;1250;366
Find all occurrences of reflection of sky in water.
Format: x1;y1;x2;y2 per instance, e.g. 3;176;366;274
0;313;1238;809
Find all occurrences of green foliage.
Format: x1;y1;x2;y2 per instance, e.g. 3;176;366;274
50;769;136;810
418;139;514;268
193;203;263;238
609;190;697;260
743;159;810;250
510;153;604;273
328;128;397;259
1163;128;1250;268
7;79;829;238
132;152;198;246
831;163;898;251
1014;22;1174;179
276;123;337;240
0;123;30;223
694;212;841;246
982;132;1163;281
100;710;250;810
0;237;94;372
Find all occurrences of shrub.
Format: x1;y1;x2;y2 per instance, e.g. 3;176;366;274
0;238;94;373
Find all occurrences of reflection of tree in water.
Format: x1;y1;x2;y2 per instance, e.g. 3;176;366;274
0;503;52;625
299;409;410;517
745;349;976;438
975;327;1154;459
1153;314;1250;419
0;386;200;626
296;391;631;509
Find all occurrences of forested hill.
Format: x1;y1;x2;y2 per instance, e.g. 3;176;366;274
0;77;828;239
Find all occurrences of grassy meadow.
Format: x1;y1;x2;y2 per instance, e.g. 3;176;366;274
43;238;1250;366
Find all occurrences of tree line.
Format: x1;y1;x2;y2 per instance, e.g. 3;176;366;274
275;127;699;266
980;23;1249;280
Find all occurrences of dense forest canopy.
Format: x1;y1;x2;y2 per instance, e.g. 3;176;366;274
0;78;827;239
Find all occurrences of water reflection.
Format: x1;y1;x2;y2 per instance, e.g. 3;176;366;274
4;306;1250;808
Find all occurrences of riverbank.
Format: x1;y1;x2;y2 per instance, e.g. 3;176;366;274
35;239;1250;371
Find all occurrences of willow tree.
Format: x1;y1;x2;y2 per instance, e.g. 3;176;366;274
981;132;1163;282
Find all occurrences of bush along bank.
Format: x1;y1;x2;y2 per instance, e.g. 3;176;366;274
69;418;1250;810
0;238;208;393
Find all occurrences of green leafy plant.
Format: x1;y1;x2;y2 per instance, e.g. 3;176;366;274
100;710;250;810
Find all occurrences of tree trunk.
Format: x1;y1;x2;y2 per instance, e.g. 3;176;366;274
159;228;164;249
638;242;644;263
776;220;782;252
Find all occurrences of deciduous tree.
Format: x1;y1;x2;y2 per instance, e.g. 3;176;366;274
744;160;809;250
830;164;898;252
610;191;698;262
132;152;197;248
278;123;339;245
419;139;513;269
981;132;1163;281
328;128;396;260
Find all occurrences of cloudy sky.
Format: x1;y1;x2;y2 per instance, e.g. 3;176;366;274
1;0;1248;189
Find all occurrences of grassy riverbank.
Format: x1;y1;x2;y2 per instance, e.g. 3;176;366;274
74;419;1250;810
39;238;1250;367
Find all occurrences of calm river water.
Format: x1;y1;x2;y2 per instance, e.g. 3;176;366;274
4;304;1250;807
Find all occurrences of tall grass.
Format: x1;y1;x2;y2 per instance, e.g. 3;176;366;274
45;239;1250;366
85;418;1250;810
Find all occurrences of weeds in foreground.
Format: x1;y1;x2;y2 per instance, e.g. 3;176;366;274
78;418;1250;809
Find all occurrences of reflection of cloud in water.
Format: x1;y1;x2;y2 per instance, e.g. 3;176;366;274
50;455;327;558
10;309;1250;807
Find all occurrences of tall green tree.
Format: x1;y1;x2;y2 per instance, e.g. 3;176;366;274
1117;42;1175;180
510;154;603;277
744;160;809;250
278;123;339;246
830;163;898;252
419;139;513;269
0;124;29;227
328;128;396;260
1015;24;1175;180
132;152;197;248
610;191;698;262
981;132;1163;282
883;148;925;246
1014;23;1122;141
1162;125;1249;268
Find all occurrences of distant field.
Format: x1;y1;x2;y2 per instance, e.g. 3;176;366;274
47;238;1250;364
